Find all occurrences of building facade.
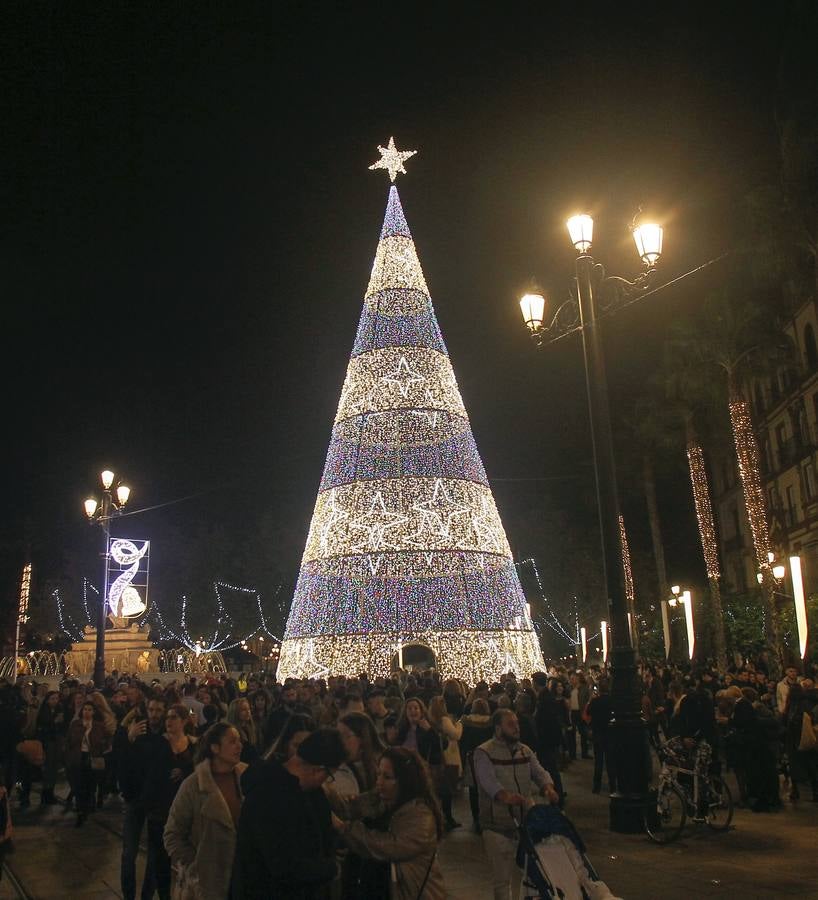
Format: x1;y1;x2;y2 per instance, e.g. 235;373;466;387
714;298;818;597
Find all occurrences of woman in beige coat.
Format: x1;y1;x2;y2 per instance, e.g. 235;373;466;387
164;723;248;900
331;747;446;900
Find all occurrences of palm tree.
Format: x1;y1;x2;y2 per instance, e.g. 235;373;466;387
619;391;680;660
684;415;727;671
671;290;791;674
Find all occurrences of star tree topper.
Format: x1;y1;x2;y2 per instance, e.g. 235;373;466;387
369;136;417;182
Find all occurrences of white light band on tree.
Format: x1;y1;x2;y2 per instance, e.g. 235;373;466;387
790;556;808;659
683;590;695;660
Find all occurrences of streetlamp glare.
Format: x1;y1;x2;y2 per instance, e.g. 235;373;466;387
756;572;764;584
519;292;545;332
632;223;663;267
101;470;115;490
84;498;98;518
670;584;680;595
566;214;594;253
116;484;131;506
767;551;775;563
772;564;786;580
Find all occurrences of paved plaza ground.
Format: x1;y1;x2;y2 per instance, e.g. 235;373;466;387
1;759;817;899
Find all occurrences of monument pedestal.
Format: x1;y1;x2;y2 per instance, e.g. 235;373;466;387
67;622;158;678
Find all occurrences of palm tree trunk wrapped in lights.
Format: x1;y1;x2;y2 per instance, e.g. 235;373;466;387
618;515;639;653
727;377;782;670
685;418;727;670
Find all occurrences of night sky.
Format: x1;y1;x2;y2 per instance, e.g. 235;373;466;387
2;4;790;625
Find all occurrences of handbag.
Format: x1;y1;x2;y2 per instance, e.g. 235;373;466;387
16;740;45;767
798;712;817;752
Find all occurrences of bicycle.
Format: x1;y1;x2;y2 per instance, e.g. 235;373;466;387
644;737;733;844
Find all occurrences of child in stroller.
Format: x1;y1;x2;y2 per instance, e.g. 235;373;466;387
515;804;621;900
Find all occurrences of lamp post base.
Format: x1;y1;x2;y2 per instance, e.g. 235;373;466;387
607;644;651;833
609;791;648;833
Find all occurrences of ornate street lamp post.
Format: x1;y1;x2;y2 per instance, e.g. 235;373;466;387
84;469;131;687
519;214;663;832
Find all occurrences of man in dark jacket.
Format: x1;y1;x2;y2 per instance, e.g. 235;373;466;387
115;695;166;900
534;688;565;805
588;679;616;794
233;728;346;899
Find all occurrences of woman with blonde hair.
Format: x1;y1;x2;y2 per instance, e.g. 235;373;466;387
227;698;259;763
428;695;463;831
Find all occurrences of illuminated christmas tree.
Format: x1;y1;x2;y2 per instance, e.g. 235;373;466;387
277;139;544;681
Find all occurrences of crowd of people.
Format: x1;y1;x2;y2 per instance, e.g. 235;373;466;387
0;654;815;898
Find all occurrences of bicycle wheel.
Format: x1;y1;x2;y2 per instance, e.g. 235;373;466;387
644;782;686;844
704;775;733;831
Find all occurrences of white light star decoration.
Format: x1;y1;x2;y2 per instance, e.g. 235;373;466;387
411;478;471;541
318;489;349;553
369;136;417;182
381;355;426;398
349;490;409;553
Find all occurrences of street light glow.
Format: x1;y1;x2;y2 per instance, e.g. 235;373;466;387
772;563;786;580
84;498;98;518
101;470;115;490
566;214;594;253
790;556;808;659
632;223;663;266
683;590;695;660
519;292;545;332
116;484;131;506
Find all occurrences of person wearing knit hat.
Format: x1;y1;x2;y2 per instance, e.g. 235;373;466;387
232;728;345;899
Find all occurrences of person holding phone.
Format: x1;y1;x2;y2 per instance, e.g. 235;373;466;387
114;695;167;900
143;704;196;900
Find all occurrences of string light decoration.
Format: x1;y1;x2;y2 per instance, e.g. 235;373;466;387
148;581;282;654
728;393;782;661
729;396;772;568
18;564;31;624
618;516;635;607
686;442;721;579
53;588;86;642
278;147;544;681
618;515;639;649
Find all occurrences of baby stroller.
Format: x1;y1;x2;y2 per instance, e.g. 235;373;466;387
515;805;622;900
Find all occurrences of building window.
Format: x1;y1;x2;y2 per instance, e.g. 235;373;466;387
786;485;798;526
805;324;818;371
805;462;817;502
754;382;765;417
776;422;788;467
731;505;741;538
